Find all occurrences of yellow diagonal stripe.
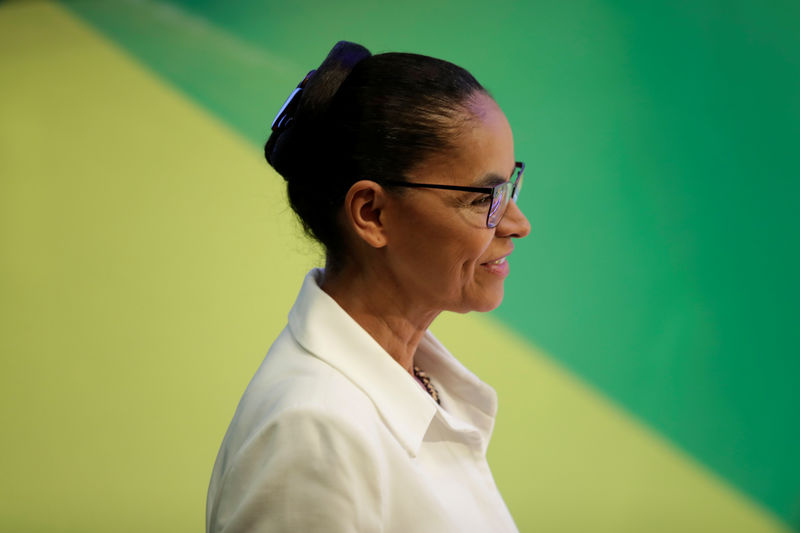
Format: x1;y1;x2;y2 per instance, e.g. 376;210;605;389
0;1;790;532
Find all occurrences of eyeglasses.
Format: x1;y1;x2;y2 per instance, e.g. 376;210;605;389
381;161;524;228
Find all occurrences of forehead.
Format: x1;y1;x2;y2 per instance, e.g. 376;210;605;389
411;94;515;186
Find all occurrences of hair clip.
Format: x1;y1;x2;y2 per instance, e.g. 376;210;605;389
271;70;316;133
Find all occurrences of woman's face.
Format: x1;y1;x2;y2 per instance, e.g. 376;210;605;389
382;93;531;314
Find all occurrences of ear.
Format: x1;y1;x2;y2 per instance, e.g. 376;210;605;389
343;180;389;248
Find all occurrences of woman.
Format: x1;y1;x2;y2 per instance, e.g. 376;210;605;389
207;41;530;532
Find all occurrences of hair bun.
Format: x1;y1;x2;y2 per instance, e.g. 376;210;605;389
300;41;371;116
265;41;371;178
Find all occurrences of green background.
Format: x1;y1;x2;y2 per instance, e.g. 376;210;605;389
2;0;798;530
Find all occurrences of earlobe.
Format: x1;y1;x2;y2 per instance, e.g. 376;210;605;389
344;180;388;248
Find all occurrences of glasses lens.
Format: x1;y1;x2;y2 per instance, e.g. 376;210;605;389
487;182;512;228
487;164;524;228
512;165;524;202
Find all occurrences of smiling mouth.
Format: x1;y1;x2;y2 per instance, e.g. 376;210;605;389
481;247;512;277
481;255;510;277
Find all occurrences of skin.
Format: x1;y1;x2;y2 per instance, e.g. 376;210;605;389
321;92;531;375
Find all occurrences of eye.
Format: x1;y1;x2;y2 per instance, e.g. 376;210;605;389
471;193;493;207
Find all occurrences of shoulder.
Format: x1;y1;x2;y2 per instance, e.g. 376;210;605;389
210;325;388;488
228;326;383;449
207;329;386;532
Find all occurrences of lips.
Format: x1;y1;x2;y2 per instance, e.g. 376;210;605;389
481;245;514;267
481;252;511;277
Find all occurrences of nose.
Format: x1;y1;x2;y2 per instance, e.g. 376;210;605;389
495;201;531;238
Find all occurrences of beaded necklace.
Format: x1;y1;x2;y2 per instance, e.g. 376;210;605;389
413;365;441;405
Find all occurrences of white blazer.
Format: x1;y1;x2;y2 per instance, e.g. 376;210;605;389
207;269;518;532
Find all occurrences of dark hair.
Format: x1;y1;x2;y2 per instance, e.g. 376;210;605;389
265;41;487;266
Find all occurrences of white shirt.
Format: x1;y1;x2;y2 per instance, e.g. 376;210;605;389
207;269;518;532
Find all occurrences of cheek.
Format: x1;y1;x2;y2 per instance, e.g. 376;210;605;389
388;200;491;287
444;232;493;282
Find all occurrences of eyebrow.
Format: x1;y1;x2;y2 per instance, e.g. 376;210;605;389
471;167;516;188
471;175;505;188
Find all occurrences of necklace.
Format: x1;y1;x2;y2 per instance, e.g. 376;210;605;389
413;365;441;405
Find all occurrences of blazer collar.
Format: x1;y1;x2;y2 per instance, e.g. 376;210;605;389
288;269;438;456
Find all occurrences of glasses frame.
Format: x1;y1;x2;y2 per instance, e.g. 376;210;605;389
380;161;525;228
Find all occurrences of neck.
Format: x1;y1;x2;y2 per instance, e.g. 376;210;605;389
320;261;439;375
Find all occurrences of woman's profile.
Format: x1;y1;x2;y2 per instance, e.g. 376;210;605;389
207;40;530;532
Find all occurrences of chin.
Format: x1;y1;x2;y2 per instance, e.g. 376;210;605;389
475;295;504;313
452;288;505;314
